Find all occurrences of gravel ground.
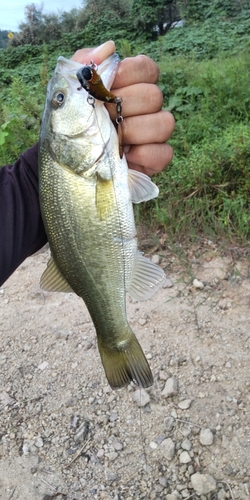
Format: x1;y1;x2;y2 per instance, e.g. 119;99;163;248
0;241;250;500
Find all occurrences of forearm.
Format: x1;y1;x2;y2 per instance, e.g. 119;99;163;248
0;144;47;286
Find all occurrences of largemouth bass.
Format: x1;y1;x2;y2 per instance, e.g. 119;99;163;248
39;54;165;389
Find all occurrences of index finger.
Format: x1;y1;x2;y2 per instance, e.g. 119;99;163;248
71;40;116;66
112;55;159;89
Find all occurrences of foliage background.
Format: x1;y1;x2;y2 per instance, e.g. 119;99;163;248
0;0;250;242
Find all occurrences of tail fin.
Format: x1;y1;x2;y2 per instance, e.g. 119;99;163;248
97;327;153;389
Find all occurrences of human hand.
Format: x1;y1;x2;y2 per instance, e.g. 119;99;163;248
71;41;175;176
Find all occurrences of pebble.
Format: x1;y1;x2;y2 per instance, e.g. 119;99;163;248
193;278;204;289
139;317;147;326
106;471;117;482
35;437;43;448
105;451;118;461
199;428;214;446
151;254;161;264
161;377;178;398
163;278;173;288
149;441;158;450
181;438;192;451
22;442;30;455
179;451;191;463
160;438;175;460
97;449;105;458
178;399;192;410
74;420;89;444
113;441;123;451
191;472;217;495
164;416;175;432
132;388;150;407
159;477;168;487
38;361;48;370
109;412;118;422
159;370;168;380
218;488;227;500
166;494;179;500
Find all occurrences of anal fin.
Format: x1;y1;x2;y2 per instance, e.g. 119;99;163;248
128;252;166;301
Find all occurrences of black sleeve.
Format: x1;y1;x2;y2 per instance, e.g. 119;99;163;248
0;144;48;286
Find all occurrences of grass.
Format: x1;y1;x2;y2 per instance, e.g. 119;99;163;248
135;50;250;243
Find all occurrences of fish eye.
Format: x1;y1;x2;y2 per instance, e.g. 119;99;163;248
52;92;65;107
81;67;93;81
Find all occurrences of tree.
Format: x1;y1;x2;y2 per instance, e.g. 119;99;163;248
178;0;249;22
131;0;180;38
0;30;9;49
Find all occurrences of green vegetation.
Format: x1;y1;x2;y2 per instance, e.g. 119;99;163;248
0;0;250;242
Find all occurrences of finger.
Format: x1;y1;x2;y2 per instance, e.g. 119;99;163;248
126;143;174;176
71;40;116;65
112;55;159;89
107;83;163;120
122;111;175;145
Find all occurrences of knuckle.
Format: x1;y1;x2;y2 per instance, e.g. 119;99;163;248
135;55;159;83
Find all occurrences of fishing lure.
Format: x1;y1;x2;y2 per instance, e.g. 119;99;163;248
76;61;124;158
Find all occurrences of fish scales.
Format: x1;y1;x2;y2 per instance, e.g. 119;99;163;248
39;54;165;389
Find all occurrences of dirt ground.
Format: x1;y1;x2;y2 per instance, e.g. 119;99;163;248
0;240;250;500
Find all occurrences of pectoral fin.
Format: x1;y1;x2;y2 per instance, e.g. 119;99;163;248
40;257;73;293
128;252;166;301
128;170;159;203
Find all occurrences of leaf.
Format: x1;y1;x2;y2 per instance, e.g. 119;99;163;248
0;130;8;146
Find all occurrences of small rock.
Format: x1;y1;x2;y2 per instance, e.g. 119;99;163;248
105;451;118;461
166;494;179;500
193;278;204;289
225;361;232;368
139;317;147;326
109;412;118;422
218;488;227;500
164;416;175;432
191;472;216;495
181;438;192;451
35;437;43;448
151;254;161;264
113;441;123;451
163;278;173;288
106;470;117;482
162;377;178;398
159;477;168;487
22;442;30;455
179;451;191;464
178;399;191;410
149;441;158;450
199;428;213;446
38;361;48;371
97;449;104;458
159;370;168;380
160;438;175;461
132;388;150;407
74;420;89;444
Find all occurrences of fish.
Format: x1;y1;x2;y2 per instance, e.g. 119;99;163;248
38;53;166;389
